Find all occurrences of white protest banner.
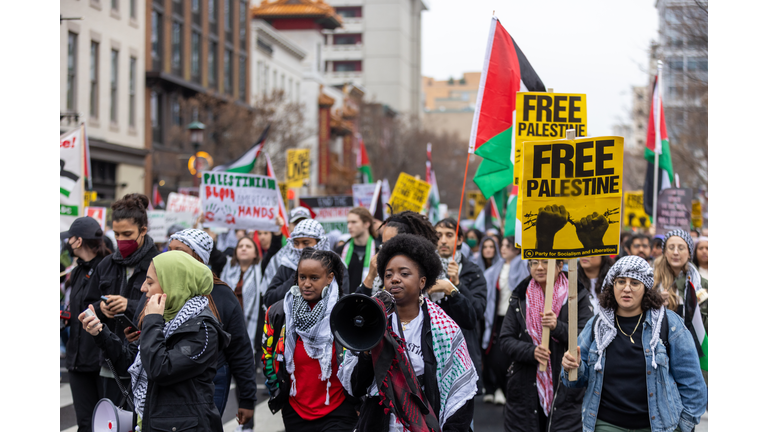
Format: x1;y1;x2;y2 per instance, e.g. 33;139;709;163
352;183;377;208
200;171;281;230
60;126;85;231
164;211;197;232
167;192;201;214
147;210;168;242
85;207;107;231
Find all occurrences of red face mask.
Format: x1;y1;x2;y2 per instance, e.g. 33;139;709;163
117;234;141;257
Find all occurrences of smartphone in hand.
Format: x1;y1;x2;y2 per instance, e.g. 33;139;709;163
114;313;138;331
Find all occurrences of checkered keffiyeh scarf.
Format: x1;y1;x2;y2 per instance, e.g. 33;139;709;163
283;278;340;403
525;271;569;416
264;219;330;284
601;255;655;292
662;229;694;259
170;229;214;265
128;296;209;421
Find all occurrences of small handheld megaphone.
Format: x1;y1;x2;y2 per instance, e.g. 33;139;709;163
92;398;134;432
330;290;395;352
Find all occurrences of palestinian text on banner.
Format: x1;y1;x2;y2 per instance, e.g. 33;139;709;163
147;210;168;242
60;127;85;231
623;191;652;229
520;136;623;259
656;188;692;237
300;196;354;234
352;183;378;208
286;149;310;188
515;93;587;247
85;207;107;231
167;192;201;214
388;173;431;214
200;171;281;231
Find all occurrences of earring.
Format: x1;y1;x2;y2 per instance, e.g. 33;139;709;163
321;285;329;298
419;294;425;307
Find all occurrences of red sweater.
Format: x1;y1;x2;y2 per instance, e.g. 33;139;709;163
288;337;346;420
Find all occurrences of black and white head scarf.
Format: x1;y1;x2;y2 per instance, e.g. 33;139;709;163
263;219;329;285
128;296;209;422
659;228;704;311
662;229;694;259
593;256;663;370
170;229;214;265
283;278;340;405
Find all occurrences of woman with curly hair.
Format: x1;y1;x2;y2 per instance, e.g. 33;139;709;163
261;248;358;431
338;234;478;432
561;256;707;432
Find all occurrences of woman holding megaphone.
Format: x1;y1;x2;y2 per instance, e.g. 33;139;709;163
337;234;478;432
79;251;229;431
261;248;359;431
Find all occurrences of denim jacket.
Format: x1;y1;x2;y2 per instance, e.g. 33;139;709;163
560;309;707;432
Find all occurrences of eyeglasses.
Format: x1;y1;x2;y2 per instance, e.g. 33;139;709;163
529;260;548;268
613;278;644;291
665;244;688;253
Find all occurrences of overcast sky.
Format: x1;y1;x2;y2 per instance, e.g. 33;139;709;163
421;0;659;137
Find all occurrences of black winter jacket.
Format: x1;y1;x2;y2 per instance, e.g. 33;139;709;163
498;274;592;432
348;301;475;432
431;257;487;391
263;264;351;309
65;255;106;372
94;308;230;431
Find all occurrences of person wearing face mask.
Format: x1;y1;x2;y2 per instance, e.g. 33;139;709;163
465;228;484;265
86;193;159;404
653;229;708;385
261;249;358;431
498;258;592;432
60;217;113;432
264;219;350;308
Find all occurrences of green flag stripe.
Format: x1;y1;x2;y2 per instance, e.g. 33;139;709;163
226;161;256;174
699;333;708;371
644;139;674;184
473;127;514;199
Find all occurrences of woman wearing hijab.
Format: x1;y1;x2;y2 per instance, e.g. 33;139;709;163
497;258;592;432
168;229;258;428
561;256;707;432
466;228;484;265
476;236;501;273
338;234;478;432
261;248;357;431
480;236;528;406
87;193;159;403
263;219;350;308
79;251;229;431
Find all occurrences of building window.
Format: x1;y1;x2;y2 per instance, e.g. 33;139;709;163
151;10;163;71
239;55;246;101
67;32;77;111
171;97;182;126
191;31;201;83
151;91;162;143
333;60;362;72
192;0;201;23
172;22;182;75
91;160;117;199
130;0;136;19
110;50;119;123
333;33;362;45
209;40;218;88
225;0;232;42
224;49;232;94
239;0;247;49
90;41;99;118
335;6;362;18
129;57;136;127
172;0;183;16
112;0;118;11
209;0;217;33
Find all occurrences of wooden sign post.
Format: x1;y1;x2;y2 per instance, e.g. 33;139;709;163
539;258;557;371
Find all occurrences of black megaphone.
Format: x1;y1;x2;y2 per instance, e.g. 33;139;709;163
330;290;395;352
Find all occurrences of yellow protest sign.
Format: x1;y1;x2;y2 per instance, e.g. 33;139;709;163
691;200;702;228
520;136;624;259
467;191;487;219
514;93;587;247
278;182;289;209
286;149;310;188
389;172;431;214
624;191;651;228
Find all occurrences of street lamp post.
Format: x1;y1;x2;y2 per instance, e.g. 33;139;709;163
187;121;205;187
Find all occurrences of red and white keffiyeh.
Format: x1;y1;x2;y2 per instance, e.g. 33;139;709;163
525;271;568;416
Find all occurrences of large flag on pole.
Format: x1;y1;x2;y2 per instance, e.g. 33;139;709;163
212;124;270;173
642;75;674;218
503;185;518;238
469;16;546;199
426;144;441;224
263;152;291;238
357;134;373;184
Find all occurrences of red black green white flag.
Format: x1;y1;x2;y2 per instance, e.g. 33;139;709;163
357;135;373;184
469;17;546;199
642;74;674;217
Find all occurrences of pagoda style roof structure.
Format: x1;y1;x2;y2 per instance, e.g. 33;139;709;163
252;0;343;29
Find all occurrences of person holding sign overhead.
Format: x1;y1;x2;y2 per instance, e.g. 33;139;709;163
497;258;592;432
561;256;707;432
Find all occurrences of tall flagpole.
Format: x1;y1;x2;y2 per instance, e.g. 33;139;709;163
652;60;663;233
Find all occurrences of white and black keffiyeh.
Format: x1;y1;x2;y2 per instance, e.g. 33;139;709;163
128;296;209;421
220;259;264;353
170;229;214;265
662;229;694;258
601;255;655;292
593;305;664;370
263;219;329;285
283;278;340;404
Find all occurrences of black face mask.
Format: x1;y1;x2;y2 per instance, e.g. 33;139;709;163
65;239;78;259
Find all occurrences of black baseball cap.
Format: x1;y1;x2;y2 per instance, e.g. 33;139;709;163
61;217;104;240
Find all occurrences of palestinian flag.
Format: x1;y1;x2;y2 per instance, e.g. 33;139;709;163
357;135;373;184
263;152;291;238
212;124;270;173
152;183;165;209
469;16;546;199
684;280;708;371
60;165;79;198
643;75;674;218
503;186;518;238
473;196;501;233
369;180;385;221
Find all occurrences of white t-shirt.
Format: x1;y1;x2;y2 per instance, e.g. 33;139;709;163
388;308;425;431
497;262;512;316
